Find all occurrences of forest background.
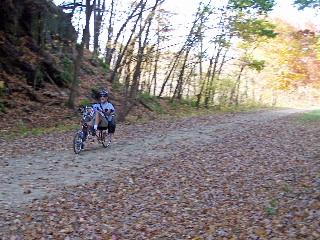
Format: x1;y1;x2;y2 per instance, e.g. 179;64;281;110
54;0;320;112
0;0;319;134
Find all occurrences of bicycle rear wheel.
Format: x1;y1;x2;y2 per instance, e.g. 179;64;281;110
101;132;112;148
73;131;84;154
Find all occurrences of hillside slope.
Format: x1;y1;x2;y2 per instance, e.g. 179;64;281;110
0;0;151;135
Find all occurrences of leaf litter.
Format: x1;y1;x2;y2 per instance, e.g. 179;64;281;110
0;109;319;239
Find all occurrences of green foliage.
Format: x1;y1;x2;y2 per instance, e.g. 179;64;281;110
169;100;196;111
0;102;7;113
7;35;21;46
189;100;198;108
283;184;293;191
79;100;93;107
293;0;318;10
62;58;71;68
113;83;123;91
0;81;7;97
139;92;164;114
100;62;109;70
228;0;276;13
211;38;232;48
169;102;179;110
265;198;278;216
0;123;79;138
91;56;110;71
18;120;28;132
98;58;110;70
90;88;100;100
82;64;96;75
248;59;266;72
60;57;74;83
91;88;100;95
232;18;278;41
265;206;278;216
61;71;73;83
140;91;157;101
154;105;164;114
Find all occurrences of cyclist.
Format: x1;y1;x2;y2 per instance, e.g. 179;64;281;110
88;90;115;136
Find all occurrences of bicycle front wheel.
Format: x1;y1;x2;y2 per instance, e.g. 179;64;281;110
73;131;84;154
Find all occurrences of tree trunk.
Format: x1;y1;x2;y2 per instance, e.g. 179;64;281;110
104;0;115;65
158;51;182;98
229;63;245;106
93;0;105;53
68;0;95;108
130;0;159;98
106;0;147;78
171;50;190;101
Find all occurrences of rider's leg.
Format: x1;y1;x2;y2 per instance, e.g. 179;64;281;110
87;113;102;136
93;112;103;130
99;117;109;128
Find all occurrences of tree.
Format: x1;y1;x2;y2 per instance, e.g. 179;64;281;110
68;0;96;108
257;19;310;90
293;0;320;10
195;0;276;107
93;0;105;53
104;0;116;66
107;0;149;83
157;2;213;101
227;0;276;13
200;11;232;107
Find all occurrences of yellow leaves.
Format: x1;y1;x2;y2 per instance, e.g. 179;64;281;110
60;227;74;233
252;18;318;92
255;228;268;238
192;236;205;240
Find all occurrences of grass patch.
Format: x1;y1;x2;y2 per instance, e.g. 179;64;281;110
296;110;320;123
113;83;122;91
139;92;164;114
153;102;275;121
0;123;79;139
265;198;279;216
0;101;7;113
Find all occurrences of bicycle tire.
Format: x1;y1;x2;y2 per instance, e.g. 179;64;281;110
73;131;84;154
102;132;112;148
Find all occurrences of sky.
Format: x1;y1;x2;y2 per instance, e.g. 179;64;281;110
162;0;319;29
53;0;319;29
52;0;319;51
270;0;319;28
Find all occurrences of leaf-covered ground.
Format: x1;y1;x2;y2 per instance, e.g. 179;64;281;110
0;109;319;239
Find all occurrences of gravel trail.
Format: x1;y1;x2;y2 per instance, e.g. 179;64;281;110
0;108;313;209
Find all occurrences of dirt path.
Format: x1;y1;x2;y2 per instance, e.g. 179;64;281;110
0;108;314;210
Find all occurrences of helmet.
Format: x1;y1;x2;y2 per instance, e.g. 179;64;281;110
99;90;108;96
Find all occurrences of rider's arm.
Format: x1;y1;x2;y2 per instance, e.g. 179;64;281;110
102;103;114;115
105;109;112;115
99;108;111;115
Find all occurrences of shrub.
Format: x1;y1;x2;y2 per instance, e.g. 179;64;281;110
79;100;93;107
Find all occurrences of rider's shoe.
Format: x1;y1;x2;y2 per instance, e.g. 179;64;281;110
91;129;96;136
82;131;87;142
81;143;84;150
